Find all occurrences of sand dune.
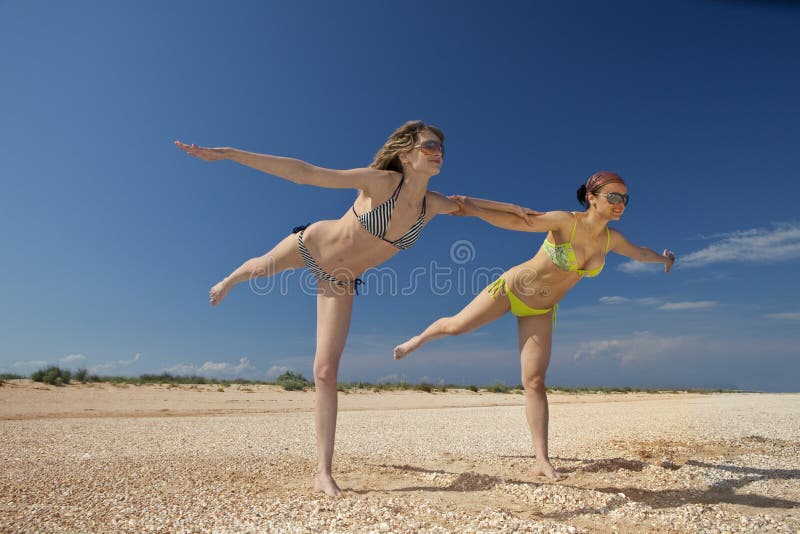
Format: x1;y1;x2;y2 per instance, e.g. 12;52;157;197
1;380;798;532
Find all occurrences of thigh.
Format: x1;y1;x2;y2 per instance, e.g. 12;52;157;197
259;232;305;275
517;313;554;378
315;280;356;362
448;286;511;333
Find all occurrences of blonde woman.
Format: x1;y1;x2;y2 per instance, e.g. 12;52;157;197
175;121;533;496
394;171;675;480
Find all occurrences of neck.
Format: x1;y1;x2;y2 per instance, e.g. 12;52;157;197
402;170;431;195
581;209;609;236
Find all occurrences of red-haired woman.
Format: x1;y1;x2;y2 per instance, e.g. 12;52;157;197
394;171;675;480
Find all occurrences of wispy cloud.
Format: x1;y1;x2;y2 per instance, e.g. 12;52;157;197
617;261;664;274
266;365;294;380
599;296;631;304
11;359;49;370
573;331;684;366
11;353;87;371
164;357;256;378
90;353;142;373
658;301;718;311
600;296;715;310
680;222;800;268
765;312;800;320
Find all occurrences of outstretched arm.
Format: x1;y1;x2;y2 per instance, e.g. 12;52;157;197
448;195;568;233
174;141;380;190
611;230;675;273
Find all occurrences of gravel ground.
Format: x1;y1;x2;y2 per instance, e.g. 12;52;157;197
1;381;798;532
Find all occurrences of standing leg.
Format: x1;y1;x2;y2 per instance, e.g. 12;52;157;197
209;232;304;306
393;289;510;359
517;312;560;480
312;280;355;497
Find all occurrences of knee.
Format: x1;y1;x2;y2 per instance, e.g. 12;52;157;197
248;257;268;278
440;317;465;336
313;360;339;387
522;373;547;394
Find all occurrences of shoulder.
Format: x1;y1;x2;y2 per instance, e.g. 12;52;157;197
426;190;458;214
353;168;400;194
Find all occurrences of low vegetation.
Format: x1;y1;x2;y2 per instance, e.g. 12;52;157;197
17;367;736;394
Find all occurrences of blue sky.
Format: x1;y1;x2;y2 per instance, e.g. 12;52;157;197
1;1;798;391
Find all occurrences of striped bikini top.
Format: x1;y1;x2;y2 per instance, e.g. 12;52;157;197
352;176;427;250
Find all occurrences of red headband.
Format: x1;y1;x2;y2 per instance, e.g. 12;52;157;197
586;171;625;192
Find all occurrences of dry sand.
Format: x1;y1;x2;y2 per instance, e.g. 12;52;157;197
1;380;798;533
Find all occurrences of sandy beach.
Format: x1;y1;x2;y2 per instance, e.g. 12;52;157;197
1;380;798;533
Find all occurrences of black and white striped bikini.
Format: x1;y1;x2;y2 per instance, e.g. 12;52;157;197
293;176;427;294
352;175;427;250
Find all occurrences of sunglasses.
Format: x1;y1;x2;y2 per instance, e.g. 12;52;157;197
414;140;445;156
596;192;630;206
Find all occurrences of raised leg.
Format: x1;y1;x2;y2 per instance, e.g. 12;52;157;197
393;288;510;359
312;280;355;497
210;232;304;306
517;312;560;481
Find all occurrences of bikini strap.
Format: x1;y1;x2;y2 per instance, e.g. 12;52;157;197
605;227;611;253
390;175;405;200
569;212;578;242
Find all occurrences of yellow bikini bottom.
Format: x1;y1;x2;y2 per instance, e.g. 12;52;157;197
486;276;558;327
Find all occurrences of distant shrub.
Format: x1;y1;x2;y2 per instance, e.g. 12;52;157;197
413;383;433;393
466;385;479;392
276;371;311;391
74;368;89;383
486;383;510;393
0;373;23;380
31;366;72;386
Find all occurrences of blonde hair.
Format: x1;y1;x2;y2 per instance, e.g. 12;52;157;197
370;120;445;172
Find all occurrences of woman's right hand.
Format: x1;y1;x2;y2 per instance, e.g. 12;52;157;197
174;140;227;162
663;249;676;273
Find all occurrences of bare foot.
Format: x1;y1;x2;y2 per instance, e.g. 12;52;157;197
532;459;561;481
393;337;418;360
209;279;231;306
313;475;343;498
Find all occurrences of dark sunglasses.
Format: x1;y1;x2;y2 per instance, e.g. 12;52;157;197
414;140;445;156
597;192;630;206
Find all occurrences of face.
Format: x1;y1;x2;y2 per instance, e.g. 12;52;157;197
588;182;628;221
401;129;444;176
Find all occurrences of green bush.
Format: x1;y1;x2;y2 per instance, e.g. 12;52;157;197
413;383;433;393
31;366;72;386
486;383;510;393
276;371;311;391
74;368;89;383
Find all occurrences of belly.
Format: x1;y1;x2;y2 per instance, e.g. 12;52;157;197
301;218;400;279
505;256;580;309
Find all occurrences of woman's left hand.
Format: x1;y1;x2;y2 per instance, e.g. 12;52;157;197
663;249;676;273
448;195;471;216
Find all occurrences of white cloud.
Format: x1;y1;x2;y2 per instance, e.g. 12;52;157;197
11;360;49;370
618;261;664;274
266;365;294;380
680;222;800;268
765;312;800;320
573;332;684;366
163;357;256;379
60;354;86;363
599;296;631;305
658;301;718;311
90;353;142;373
163;364;196;375
636;297;664;306
375;374;400;383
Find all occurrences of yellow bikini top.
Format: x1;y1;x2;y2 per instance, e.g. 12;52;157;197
541;213;610;278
